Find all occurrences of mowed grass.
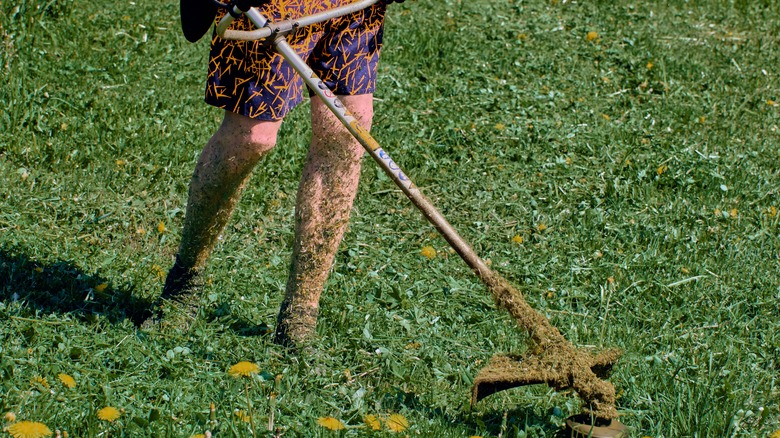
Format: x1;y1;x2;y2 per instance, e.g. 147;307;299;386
2;0;780;436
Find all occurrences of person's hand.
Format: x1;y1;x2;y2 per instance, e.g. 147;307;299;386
234;0;270;12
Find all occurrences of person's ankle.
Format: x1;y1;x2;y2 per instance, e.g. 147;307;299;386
162;255;202;299
273;301;319;349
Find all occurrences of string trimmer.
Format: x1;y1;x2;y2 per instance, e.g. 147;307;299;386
207;1;627;435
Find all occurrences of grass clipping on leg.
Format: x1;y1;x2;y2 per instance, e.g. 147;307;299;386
473;274;621;420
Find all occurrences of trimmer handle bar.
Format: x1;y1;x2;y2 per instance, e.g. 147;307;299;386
214;0;380;42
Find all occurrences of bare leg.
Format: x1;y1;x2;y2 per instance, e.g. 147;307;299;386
177;111;282;272
136;111;281;328
274;94;374;346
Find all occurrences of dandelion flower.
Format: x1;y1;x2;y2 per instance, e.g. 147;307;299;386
363;414;381;431
317;417;345;431
190;435;206;438
656;165;667;175
420;246;436;260
511;234;523;244
646;62;654;70
537;223;547;232
228;361;260;378
94;283;108;293
234;410;251;423
585;31;599;41
768;206;777;217
5;412;17;422
97;407;121;422
7;421;53;438
769;430;780;438
157;222;166;233
729;208;738;218
494;123;505;131
31;376;49;389
57;374;76;389
385;413;409;432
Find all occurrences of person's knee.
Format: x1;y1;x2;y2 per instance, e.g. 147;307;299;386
217;111;282;159
310;94;374;159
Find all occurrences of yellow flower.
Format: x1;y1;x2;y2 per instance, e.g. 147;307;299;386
385;413;409;432
317;417;345;431
729;208;738;218
537;223;547;232
157;222;166;233
769;206;777;217
228;361;260;378
97;407;121;422
94;283;108;293
586;31;599;41
494;123;505;131
151;264;166;280
363;414;381;431
420;246;436;260
190;435;206;438
5;412;17;422
646;62;654;70
31;376;49;389
769;430;780;438
234;410;251;423
7;421;53;438
511;234;523;244
656;165;668;175
57;373;77;389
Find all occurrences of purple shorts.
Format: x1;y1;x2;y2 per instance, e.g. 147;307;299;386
206;0;386;120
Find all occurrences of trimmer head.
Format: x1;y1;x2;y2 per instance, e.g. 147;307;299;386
471;348;622;419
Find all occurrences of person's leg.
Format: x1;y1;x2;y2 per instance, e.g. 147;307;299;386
174;111;282;274
136;111;282;327
274;94;373;346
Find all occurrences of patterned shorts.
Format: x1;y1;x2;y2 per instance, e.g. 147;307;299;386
206;0;386;120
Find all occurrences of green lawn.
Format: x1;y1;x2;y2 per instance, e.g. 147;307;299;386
1;0;779;436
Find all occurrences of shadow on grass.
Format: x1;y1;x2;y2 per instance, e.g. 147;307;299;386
383;386;567;436
0;248;149;324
